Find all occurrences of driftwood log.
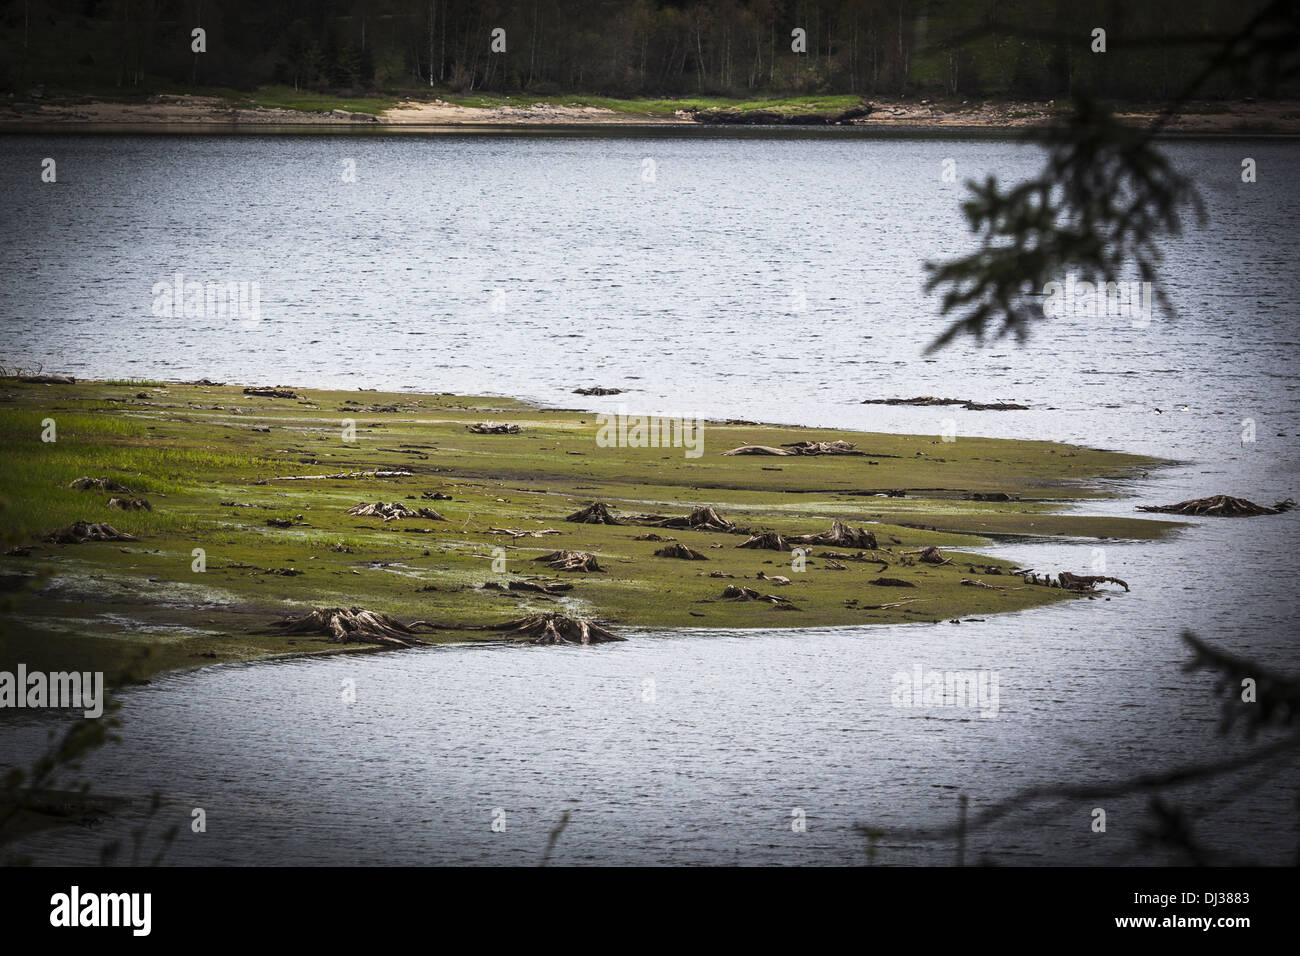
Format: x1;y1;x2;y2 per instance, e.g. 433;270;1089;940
270;606;435;647
18;374;76;384
1137;495;1295;517
722;445;793;456
861;396;1028;411
258;470;412;483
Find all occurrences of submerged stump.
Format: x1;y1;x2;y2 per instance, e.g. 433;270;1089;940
1137;495;1295;517
489;612;624;645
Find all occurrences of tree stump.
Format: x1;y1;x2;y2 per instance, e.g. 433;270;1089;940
565;502;623;524
44;521;137;544
488;612;624;645
270;606;435;647
1137;495;1294;517
533;550;603;572
653;543;708;560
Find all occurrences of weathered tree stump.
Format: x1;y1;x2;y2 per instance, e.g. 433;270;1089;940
565;502;623;524
44;521;137;543
792;521;878;549
653;543;708;560
479;579;573;595
737;532;795;551
347;501;445;521
633;506;738;533
69;476;134;493
533;550;604;572
270;606;435;647
1137;495;1294;517
903;546;948;565
1057;572;1130;592
107;497;152;511
488;612;624;645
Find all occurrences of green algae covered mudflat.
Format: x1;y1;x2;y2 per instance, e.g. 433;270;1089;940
0;380;1178;680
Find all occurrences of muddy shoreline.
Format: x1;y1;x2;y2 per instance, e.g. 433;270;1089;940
3;93;1297;134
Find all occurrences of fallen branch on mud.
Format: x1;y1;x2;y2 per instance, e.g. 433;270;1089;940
257;470;412;483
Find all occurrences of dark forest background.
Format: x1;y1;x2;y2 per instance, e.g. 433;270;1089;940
0;0;1294;100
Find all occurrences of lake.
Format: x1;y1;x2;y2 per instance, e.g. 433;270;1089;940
0;130;1297;864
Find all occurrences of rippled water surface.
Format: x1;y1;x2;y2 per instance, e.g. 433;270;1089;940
0;132;1297;864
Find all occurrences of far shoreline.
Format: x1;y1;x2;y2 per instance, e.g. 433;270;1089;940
3;91;1298;135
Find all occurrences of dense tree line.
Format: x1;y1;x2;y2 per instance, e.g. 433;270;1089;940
0;0;1291;99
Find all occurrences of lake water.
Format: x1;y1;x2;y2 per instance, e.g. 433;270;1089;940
1;131;1297;865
